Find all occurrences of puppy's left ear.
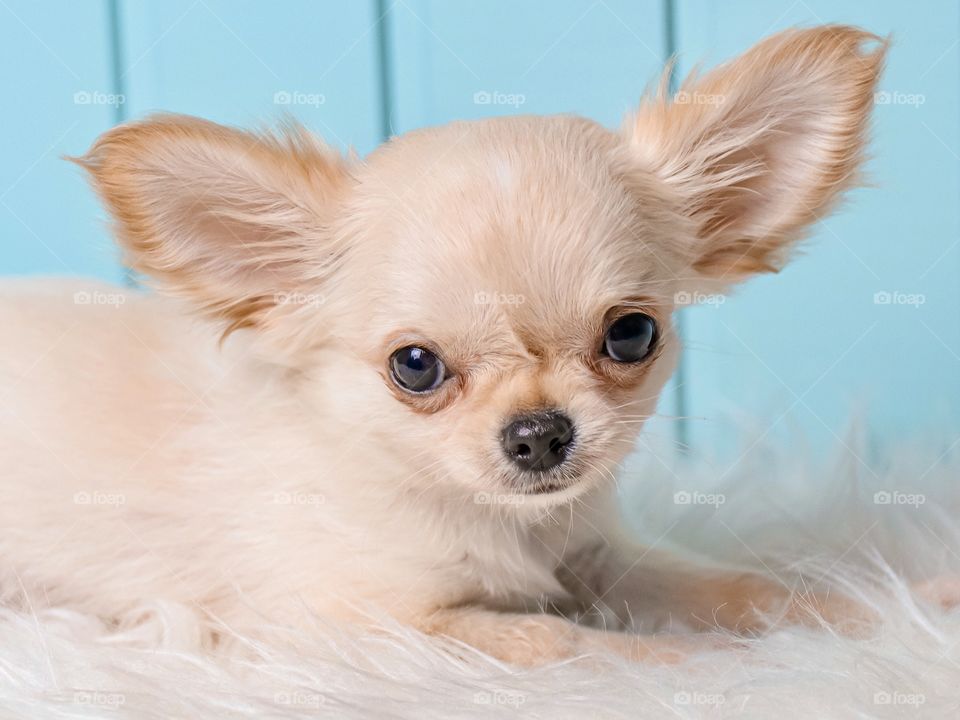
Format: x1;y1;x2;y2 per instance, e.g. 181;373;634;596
624;25;887;285
75;114;353;347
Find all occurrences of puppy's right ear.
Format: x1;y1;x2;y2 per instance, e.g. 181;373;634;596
74;114;352;337
624;25;886;288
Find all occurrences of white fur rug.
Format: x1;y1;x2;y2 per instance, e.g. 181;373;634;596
4;428;960;719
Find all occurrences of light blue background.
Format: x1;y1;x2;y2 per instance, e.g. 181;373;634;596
1;1;957;455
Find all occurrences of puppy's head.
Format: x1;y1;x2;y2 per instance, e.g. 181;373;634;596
78;26;885;507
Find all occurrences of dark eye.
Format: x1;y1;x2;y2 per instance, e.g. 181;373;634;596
602;313;658;363
390;346;446;393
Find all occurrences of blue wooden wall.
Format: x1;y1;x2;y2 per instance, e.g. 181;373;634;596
1;1;957;453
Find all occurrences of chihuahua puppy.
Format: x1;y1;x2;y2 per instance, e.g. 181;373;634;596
0;26;900;665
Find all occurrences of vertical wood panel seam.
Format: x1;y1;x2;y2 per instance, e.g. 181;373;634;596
663;0;689;452
374;0;394;142
106;0;127;126
106;0;134;285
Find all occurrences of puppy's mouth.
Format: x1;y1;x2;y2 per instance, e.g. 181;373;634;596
520;474;572;495
507;458;593;497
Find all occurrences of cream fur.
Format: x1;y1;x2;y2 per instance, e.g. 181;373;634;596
2;25;936;667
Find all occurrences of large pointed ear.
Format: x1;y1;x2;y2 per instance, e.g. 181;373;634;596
624;25;887;285
75;114;352;337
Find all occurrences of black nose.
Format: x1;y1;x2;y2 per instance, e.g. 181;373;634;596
501;411;575;472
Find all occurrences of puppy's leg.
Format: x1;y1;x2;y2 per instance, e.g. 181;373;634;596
420;607;729;667
912;575;960;610
559;542;876;635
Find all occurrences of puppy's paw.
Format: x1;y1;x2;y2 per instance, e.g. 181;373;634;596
913;575;960;610
600;632;746;666
776;590;880;637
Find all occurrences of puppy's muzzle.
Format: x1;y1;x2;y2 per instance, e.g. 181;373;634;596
501;410;574;473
